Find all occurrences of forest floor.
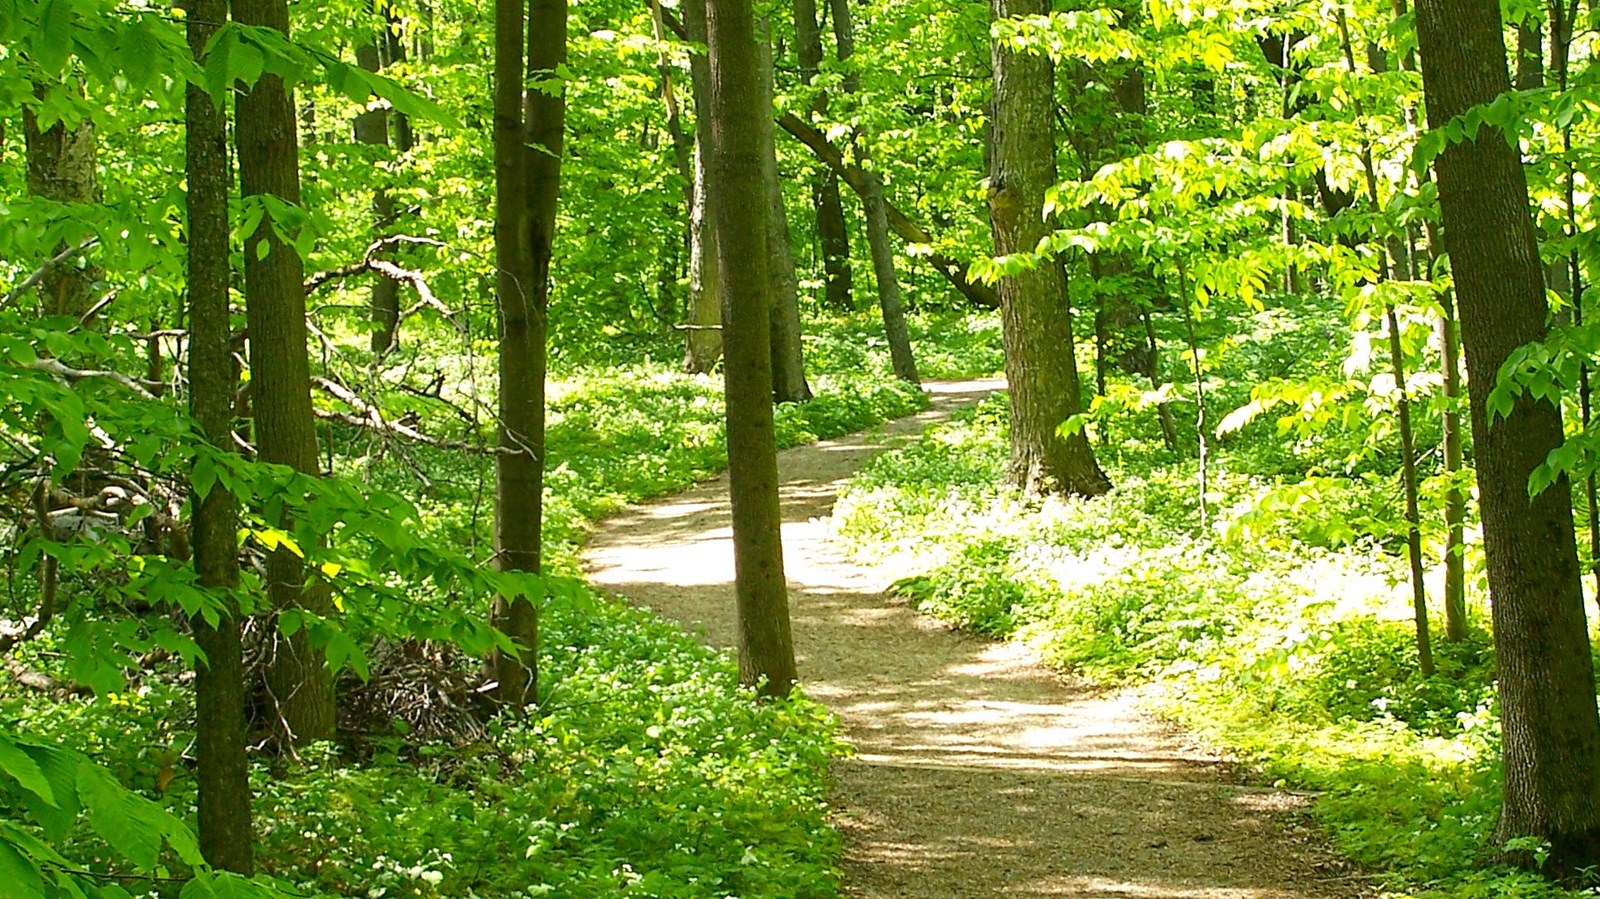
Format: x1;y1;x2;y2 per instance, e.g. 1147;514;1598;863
583;380;1361;899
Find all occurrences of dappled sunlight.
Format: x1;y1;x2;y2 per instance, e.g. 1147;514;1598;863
583;381;1344;898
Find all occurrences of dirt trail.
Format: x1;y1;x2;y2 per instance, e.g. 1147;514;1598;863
583;380;1355;899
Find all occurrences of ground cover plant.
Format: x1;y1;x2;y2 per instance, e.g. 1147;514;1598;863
10;0;1600;895
831;296;1588;898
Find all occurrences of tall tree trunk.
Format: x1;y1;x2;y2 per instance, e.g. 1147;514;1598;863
988;0;1110;498
23;88;100;320
1336;7;1434;676
1439;281;1469;642
683;0;724;373
233;0;337;748
1415;0;1600;873
758;18;812;404
706;0;798;698
863;170;918;384
826;0;916;382
186;0;253;870
793;0;851;311
354;37;400;354
488;0;564;711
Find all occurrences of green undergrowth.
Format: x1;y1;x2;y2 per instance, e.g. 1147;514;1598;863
5;362;927;897
5;590;844;898
372;363;928;570
832;390;1580;899
804;311;1006;382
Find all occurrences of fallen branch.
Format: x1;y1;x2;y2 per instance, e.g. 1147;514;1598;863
5;659;91;697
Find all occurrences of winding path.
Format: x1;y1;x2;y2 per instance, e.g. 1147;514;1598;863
583;380;1355;899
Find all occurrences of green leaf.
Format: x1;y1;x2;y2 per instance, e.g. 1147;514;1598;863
77;765;163;870
34;0;73;74
0;737;56;807
0;840;45;899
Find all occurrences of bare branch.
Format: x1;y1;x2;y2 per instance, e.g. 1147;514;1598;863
0;238;101;310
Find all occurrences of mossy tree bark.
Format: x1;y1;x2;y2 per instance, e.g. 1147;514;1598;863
987;0;1111;498
233;0;337;748
1415;0;1600;873
706;0;798;698
185;0;254;870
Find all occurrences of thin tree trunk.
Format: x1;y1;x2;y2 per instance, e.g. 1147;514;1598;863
1438;280;1469;641
863;170;918;383
1337;6;1434;676
186;0;254;869
488;0;564;711
706;0;798;698
486;0;535;707
1547;0;1600;607
1177;262;1210;529
794;0;851;311
683;0;724;373
826;0;915;382
354;38;400;354
1415;0;1600;873
1142;308;1180;451
757;17;812;403
233;0;337;748
988;0;1110;498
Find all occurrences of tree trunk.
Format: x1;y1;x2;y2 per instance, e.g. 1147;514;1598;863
1415;0;1600;873
987;0;1110;498
706;0;798;698
758;18;812;404
794;0;851;311
827;0;916;383
863;170;918;384
488;0;564;711
23;87;100;320
186;0;254;870
1439;282;1469;642
233;0;337;748
1335;7;1434;677
354;38;401;354
683;0;724;373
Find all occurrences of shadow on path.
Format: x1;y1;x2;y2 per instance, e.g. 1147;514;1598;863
583;380;1353;899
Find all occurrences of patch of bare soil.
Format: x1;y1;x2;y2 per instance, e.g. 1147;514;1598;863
583;380;1359;898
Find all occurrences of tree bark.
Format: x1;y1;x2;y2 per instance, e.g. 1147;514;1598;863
488;0;564;711
233;0;337;747
1415;0;1600;872
863;170;918;384
683;0;724;373
987;0;1110;497
354;37;400;354
793;0;851;311
23;86;101;320
706;0;798;698
758;18;812;404
186;0;254;870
